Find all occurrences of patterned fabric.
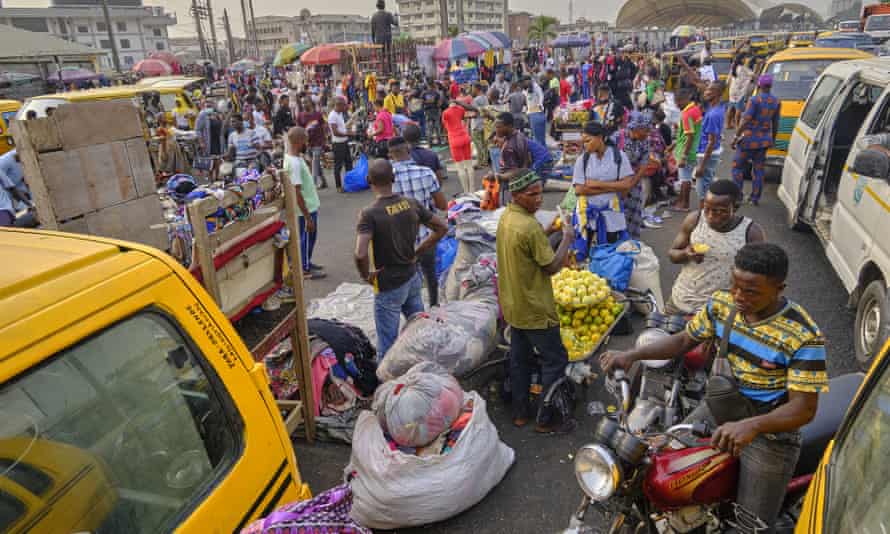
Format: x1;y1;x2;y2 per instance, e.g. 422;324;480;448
740;93;780;150
612;127;663;239
240;484;371;534
732;147;767;202
674;103;703;163
686;290;829;403
392;159;441;244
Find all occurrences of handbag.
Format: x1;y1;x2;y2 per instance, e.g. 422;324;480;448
704;306;757;425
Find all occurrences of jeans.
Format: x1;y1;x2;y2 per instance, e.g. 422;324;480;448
309;146;327;187
298;211;318;273
332;141;353;190
528;112;546;146
374;271;424;360
411;109;426;139
684;402;801;532
489;147;502;174
472;128;489;167
417;247;438;307
509;325;569;420
695;152;722;200
425;108;443;145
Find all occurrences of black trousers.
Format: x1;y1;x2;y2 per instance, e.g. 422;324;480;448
332;141;353;190
417;247;438;307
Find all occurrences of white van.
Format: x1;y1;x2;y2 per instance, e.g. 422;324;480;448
779;57;890;370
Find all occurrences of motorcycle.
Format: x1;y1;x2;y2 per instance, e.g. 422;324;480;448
564;369;865;534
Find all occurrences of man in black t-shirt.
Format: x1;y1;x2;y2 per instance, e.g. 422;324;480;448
355;158;447;359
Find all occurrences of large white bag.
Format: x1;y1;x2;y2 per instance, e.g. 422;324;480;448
348;391;514;529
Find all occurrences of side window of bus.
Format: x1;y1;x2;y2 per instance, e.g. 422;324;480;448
800;75;843;129
0;312;242;533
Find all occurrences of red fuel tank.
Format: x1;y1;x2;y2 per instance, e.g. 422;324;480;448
643;445;739;510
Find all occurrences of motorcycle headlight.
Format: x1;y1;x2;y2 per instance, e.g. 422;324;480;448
574;444;622;501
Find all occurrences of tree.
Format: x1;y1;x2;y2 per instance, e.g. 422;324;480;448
528;16;559;44
448;25;460;37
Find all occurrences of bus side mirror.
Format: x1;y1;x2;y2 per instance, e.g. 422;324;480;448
850;148;890;181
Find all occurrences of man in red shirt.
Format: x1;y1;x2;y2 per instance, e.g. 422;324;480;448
449;79;460;100
296;99;328;189
559;71;572;106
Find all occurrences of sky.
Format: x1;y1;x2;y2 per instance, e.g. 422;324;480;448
4;0;832;38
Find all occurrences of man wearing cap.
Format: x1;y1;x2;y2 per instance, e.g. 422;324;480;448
496;169;576;433
731;74;780;205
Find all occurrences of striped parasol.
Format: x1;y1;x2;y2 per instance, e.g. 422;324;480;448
432;37;487;61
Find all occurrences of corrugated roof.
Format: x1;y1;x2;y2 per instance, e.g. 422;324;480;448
0;24;102;60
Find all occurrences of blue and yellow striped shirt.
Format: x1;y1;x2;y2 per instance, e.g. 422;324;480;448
687;291;829;403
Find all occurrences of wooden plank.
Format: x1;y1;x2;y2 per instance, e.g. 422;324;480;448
83;194;166;250
218;239;276;281
55;101;143;150
188;199;223;305
208;204;281;253
277;400;304;435
251;308;297;360
37;150;89;220
9;120;58;230
17;117;62;152
281;168;315;441
124;138;157;198
218;255;276;314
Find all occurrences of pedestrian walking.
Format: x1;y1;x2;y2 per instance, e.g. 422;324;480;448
328;96;353;193
296;99;329;189
671;88;703;212
694;81;727;207
354;159;447;359
283;127;325;281
442;99;476;193
731;75;780;205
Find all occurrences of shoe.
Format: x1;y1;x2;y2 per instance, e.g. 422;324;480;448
303;271;327;280
643;218;663;229
275;287;295;303
318;183;329;190
513;416;530;428
337;187;344;193
309;263;325;271
535;418;578;435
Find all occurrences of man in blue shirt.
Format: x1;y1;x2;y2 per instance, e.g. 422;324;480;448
581;59;593;100
389;136;448;306
0;150;29;227
694;81;727;207
731;75;780;205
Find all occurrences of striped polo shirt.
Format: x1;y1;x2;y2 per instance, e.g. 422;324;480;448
687;290;829;403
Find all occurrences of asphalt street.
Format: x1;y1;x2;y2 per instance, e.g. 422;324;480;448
234;141;858;533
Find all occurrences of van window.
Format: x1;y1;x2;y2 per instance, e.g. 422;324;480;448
0;312;240;533
159;93;178;111
800;75;843;129
0;491;25;531
825;359;890;532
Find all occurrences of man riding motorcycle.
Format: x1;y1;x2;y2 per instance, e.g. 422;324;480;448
602;243;828;532
666;180;765;315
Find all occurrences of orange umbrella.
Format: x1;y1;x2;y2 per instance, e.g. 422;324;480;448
149;51;181;73
300;45;341;65
133;58;173;77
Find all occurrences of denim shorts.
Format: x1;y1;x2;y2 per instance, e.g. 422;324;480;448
735;97;748;112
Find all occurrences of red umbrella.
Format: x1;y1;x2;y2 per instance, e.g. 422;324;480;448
300;45;341;65
149;51;181;73
133;58;173;77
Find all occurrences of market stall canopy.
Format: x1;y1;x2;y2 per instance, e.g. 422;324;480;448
433;37;487;61
148;51;181;73
230;58;262;72
133;58;173;77
0;72;41;86
0;23;101;62
477;31;511;48
552;32;591;48
300;45;342;65
52;66;101;83
274;43;311;67
461;31;510;50
618;0;760;28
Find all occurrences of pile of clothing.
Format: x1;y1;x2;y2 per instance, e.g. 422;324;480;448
384;396;474;457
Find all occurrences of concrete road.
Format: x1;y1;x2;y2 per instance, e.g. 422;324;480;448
235;145;857;533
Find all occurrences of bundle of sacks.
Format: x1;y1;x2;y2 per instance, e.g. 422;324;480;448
348;363;514;529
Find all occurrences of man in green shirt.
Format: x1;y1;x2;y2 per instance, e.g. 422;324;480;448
496;169;575;433
671;87;703;212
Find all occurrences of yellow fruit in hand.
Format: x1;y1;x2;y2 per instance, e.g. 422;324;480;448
692;243;710;254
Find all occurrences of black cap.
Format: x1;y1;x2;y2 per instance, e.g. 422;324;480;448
583;121;607;137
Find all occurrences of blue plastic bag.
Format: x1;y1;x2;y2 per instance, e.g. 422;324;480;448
588;241;638;292
344;153;370;192
435;236;458;278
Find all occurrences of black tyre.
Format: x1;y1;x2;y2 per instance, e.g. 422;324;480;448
855;280;889;371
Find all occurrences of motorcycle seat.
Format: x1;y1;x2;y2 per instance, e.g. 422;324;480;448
794;372;865;477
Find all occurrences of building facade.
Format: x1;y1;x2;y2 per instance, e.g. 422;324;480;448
830;0;862;20
0;5;175;71
508;11;531;46
254;11;371;59
398;0;506;41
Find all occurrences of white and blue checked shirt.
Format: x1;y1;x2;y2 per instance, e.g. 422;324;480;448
392;159;441;244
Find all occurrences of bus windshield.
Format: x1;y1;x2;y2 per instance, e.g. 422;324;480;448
866;15;890;31
769;59;837;101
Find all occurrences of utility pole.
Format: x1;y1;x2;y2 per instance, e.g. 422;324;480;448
239;0;250;57
568;0;573;25
439;0;448;39
502;0;508;34
191;0;208;59
223;8;235;65
456;0;464;34
100;0;121;73
206;0;219;64
247;0;259;57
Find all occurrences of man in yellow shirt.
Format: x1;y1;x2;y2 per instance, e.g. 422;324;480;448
383;81;405;115
364;71;377;108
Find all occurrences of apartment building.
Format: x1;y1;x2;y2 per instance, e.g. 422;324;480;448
255;10;371;59
0;3;176;71
397;0;506;40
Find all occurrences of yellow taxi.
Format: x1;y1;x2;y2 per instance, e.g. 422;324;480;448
737;33;774;57
0;99;21;155
789;31;817;48
758;46;873;169
0;228;311;532
795;338;890;533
